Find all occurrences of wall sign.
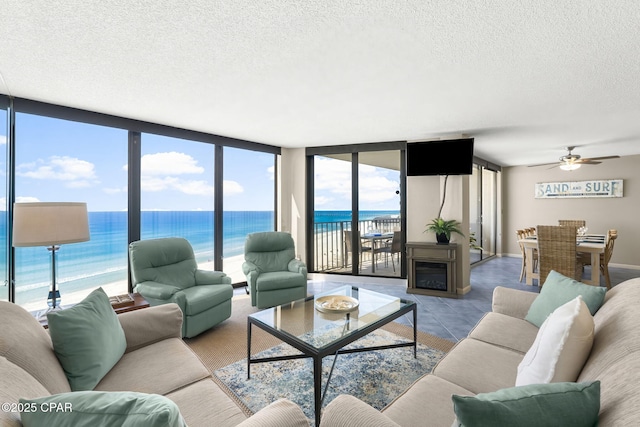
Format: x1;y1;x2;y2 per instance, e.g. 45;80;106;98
535;179;623;199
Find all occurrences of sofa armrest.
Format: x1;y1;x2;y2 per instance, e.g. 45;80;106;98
118;303;183;352
235;398;309;427
492;286;539;319
195;270;232;285
321;395;400;427
135;281;181;300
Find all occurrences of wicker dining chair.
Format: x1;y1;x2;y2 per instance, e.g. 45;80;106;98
578;229;618;289
558;219;586;228
537;225;580;287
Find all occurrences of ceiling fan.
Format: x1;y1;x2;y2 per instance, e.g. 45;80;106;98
528;146;620;171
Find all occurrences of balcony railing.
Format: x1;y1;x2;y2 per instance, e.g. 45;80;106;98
312;217;400;273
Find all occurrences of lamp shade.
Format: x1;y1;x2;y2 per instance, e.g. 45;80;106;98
13;202;90;247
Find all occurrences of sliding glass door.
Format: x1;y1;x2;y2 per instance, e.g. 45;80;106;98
470;163;499;264
308;144;405;278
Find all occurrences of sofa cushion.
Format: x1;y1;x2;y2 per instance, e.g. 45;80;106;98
165;379;247;427
517;296;594;386
20;391;186;427
468;312;539;353
95;338;209;395
525;270;606;327
0;301;71;395
433;339;522;394
47;287;127;391
0;357;51;427
382;374;473;427
452;381;600;427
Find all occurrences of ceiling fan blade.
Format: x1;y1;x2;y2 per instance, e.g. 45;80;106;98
580;155;620;161
576;160;602;165
528;162;560;167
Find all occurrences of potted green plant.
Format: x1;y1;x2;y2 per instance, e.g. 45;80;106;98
425;175;465;244
425;217;464;244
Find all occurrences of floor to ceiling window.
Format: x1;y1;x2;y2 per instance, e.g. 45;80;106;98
140;134;215;269
0;105;7;301
14;113;128;312
222;147;276;284
2;97;279;310
309;144;405;278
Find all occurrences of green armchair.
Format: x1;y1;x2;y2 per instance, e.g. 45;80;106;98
128;237;233;338
242;231;308;309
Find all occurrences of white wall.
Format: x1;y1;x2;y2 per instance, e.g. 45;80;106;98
502;154;640;268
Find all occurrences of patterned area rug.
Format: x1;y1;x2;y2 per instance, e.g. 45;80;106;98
214;328;446;424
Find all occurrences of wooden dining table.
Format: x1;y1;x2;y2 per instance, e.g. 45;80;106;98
519;234;606;286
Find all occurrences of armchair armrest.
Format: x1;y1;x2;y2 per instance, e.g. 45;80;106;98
242;260;260;276
322;395;400;427
236;398;309;427
195;269;231;285
492;286;539;319
135;281;181;300
117;303;183;353
288;259;307;276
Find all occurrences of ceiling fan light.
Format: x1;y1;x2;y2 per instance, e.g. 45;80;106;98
560;163;581;171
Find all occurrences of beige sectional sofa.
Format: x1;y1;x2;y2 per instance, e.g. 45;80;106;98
0;301;308;427
322;278;640;426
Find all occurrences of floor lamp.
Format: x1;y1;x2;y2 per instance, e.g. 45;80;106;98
12;202;90;315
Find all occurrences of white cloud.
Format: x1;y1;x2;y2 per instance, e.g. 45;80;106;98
174;180;214;196
314;158;399;207
314;195;332;206
17;156;99;187
267;165;275;181
141;152;204;176
0;135;6;145
103;186;126;194
224;180;243;196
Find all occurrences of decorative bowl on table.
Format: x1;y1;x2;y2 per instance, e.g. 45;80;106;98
314;295;359;313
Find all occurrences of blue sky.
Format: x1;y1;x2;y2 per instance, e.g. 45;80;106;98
3;113;275;211
0;112;400;212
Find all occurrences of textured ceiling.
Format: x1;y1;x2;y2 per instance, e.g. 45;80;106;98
1;0;639;166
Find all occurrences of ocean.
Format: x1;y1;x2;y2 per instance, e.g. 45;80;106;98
0;210;397;306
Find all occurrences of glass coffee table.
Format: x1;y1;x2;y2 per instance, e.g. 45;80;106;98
247;285;417;426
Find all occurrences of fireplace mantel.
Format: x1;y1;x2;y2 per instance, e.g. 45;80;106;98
406;242;458;298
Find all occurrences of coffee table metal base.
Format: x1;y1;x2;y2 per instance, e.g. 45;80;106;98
247;305;417;426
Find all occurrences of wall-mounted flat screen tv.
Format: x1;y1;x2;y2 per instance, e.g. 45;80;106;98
406;138;474;176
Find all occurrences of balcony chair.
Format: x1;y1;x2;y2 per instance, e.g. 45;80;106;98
380;231;402;272
242;231;308;309
536;225;581;287
343;230;385;272
129;237;233;338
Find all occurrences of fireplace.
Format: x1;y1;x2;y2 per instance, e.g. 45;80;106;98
406;242;457;298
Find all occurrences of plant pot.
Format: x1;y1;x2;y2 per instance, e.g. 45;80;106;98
436;233;450;244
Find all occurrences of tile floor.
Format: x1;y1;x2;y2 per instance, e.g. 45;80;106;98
303;256;639;342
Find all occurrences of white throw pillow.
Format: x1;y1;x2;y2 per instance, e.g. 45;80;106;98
516;295;594;386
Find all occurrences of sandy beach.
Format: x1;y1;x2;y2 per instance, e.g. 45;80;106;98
26;254;247;316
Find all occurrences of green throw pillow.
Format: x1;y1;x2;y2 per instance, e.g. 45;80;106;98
525;270;606;327
452;381;600;427
20;391;187;427
47;287;127;391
